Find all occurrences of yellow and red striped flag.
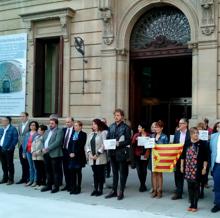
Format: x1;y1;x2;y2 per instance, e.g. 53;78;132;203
152;144;183;172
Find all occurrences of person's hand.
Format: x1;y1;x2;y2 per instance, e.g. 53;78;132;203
70;153;75;158
42;148;49;154
202;168;206;175
32;152;37;157
93;155;98;160
22;153;26;159
180;166;184;173
116;141;119;147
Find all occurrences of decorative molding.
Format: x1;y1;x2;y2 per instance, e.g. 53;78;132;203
116;48;128;56
98;0;114;45
200;0;215;35
188;41;198;49
20;7;75;41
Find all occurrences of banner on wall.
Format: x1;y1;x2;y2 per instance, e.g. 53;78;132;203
0;33;27;116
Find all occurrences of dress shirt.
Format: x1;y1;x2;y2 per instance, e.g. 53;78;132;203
44;130;54;149
216;134;220;163
21;120;28;133
179;129;187;145
0;125;10;147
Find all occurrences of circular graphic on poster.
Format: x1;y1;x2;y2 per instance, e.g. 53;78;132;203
0;60;23;93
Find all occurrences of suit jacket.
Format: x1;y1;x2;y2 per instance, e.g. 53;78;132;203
42;127;64;158
210;132;220;171
0;125;18;151
173;129;190;167
68;131;87;167
85;131;107;165
17;121;30;147
62;127;75;150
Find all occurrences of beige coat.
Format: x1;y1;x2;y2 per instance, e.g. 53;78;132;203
85;131;107;165
31;135;44;161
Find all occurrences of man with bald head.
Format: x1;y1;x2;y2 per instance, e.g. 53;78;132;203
61;117;75;191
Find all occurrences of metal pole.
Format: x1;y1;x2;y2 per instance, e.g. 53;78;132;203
82;55;85;95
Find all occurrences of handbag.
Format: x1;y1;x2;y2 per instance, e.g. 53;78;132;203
115;147;130;162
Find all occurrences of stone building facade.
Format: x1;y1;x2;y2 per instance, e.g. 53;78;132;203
0;0;219;133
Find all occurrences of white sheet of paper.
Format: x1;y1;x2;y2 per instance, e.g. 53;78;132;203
140;155;147;160
137;137;155;148
137;137;148;146
119;135;125;142
103;139;117;150
199;130;209;141
170;135;174;143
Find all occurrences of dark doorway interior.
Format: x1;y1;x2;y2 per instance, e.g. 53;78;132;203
130;55;192;135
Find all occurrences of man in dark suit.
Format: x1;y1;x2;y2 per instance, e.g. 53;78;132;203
41;117;64;193
0;116;18;185
16;112;30;184
171;118;190;200
61;117;74;191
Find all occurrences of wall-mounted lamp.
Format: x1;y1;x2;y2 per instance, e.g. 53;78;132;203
74;36;88;94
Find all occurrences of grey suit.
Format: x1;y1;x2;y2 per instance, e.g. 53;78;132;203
42;127;64;188
17;121;30;182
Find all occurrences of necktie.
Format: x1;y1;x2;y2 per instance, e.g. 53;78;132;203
64;129;70;149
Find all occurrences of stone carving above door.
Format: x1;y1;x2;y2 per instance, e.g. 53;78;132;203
200;0;215;35
98;0;114;45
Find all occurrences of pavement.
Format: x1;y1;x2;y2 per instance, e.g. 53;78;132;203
0;158;219;218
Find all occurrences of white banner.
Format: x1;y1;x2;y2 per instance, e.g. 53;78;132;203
0;33;27;116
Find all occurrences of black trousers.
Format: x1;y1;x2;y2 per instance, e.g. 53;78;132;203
62;149;71;188
34;160;46;186
92;164;105;192
187;180;200;209
135;158;149;187
174;161;184;196
105;161;111;178
0;148;14;182
110;156;128;193
18;146;29;182
43;153;62;188
69;167;82;191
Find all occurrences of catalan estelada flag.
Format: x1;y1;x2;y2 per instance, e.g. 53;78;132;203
152;144;183;172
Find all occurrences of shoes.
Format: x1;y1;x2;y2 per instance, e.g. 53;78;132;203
91;190;98;196
171;193;182;200
151;191;157;198
117;191;124;200
105;190;117;199
25;181;33;186
156;191;162;199
16;179;27;184
187;208;193;211
211;205;220;213
139;185;147;192
31;182;37;187
41;186;52;192
191;208;198;212
6;180;14;185
0;179;8;184
51;188;59;193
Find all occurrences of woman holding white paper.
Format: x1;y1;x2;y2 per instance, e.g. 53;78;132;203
131;123;150;192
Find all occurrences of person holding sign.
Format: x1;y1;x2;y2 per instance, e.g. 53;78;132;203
105;109;131;200
131;123;150;192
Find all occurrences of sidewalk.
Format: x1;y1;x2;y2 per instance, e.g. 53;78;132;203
0;159;219;218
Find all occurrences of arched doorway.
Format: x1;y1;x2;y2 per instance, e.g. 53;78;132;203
129;5;192;134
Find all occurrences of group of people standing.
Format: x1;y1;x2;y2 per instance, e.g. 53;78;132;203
0;110;220;213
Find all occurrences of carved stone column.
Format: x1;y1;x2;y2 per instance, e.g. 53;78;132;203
200;0;215;35
98;0;114;45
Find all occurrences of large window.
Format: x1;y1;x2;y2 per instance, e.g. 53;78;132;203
33;37;63;117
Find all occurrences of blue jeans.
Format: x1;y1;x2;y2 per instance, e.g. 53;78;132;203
213;163;220;207
26;152;37;182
